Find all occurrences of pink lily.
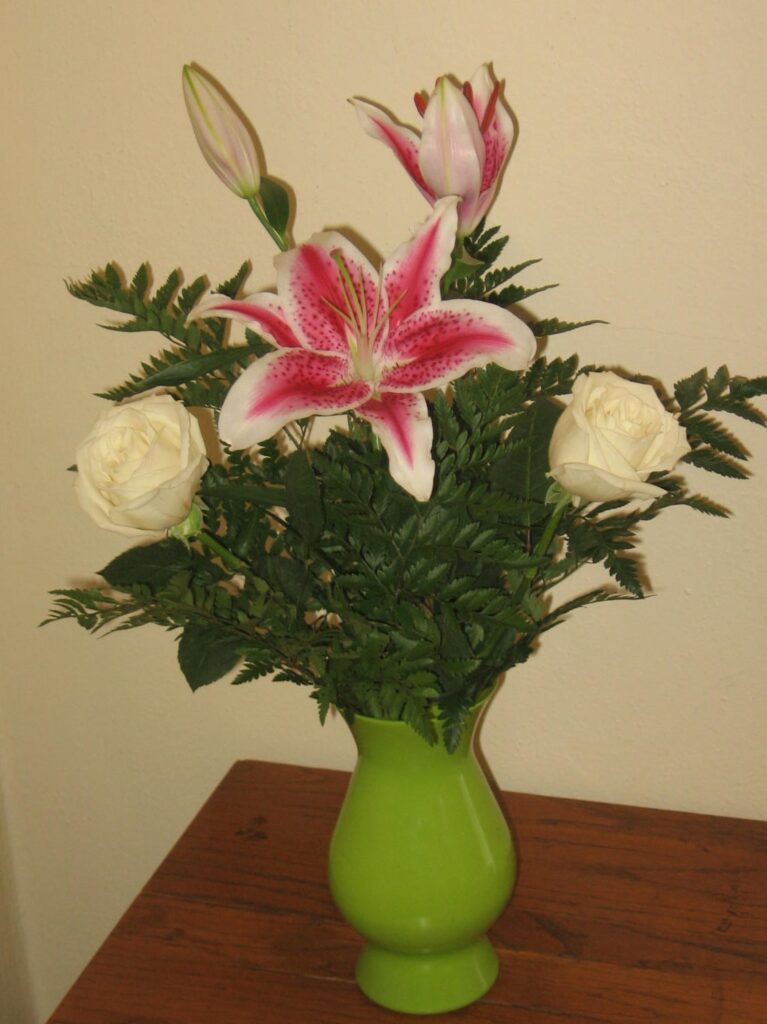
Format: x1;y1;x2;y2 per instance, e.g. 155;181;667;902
196;197;535;501
351;65;515;237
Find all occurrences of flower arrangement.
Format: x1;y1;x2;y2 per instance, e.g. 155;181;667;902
46;63;766;749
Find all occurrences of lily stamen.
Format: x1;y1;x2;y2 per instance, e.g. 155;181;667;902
480;81;501;134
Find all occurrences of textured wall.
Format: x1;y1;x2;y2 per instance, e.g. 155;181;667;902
2;1;766;1019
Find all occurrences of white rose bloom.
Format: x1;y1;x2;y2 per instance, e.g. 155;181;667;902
75;394;209;537
548;371;690;504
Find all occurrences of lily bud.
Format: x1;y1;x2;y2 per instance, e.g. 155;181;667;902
182;65;261;199
352;64;515;236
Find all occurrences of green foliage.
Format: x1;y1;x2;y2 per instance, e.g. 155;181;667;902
674;365;767;480
259;176;291;235
67;260;266;407
49;235;766;750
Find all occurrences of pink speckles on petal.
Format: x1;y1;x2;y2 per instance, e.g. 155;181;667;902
218;348;371;451
479;127;508;193
281;238;382;355
284;245;351;354
247;351;368;418
379;300;536;390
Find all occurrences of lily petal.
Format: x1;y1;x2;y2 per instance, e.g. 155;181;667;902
219;349;371;449
381;197;458;339
380;300;536;391
192;291;304;349
418;78;483;215
358;392;435;501
277;232;381;355
350;98;436;201
468;64;515;193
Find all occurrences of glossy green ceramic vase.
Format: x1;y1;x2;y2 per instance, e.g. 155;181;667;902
328;700;515;1014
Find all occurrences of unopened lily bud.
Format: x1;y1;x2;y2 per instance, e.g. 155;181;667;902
182;64;261;199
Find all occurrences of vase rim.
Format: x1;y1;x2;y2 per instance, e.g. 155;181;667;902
342;681;499;728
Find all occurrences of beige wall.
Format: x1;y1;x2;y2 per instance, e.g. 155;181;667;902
2;0;766;1019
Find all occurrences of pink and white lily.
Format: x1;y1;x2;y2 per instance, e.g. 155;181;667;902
196;197;535;501
351;65;515;237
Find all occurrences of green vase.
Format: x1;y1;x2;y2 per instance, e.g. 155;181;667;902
328;700;516;1014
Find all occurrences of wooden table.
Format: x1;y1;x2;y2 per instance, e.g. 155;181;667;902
48;760;767;1023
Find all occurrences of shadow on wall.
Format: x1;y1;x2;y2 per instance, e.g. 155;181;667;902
0;769;35;1024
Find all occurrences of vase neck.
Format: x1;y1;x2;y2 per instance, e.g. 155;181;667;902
348;703;486;765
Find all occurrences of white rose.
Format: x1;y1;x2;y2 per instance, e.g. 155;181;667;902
75;395;208;537
548;371;690;503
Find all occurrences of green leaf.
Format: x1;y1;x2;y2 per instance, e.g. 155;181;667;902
674;368;707;409
705;365;730;399
244;327;275;357
154;268;181;309
491;397;562;511
285;450;324;544
541;587;637;630
683;448;750;479
101;344;254;394
99;539;191;587
530;317;606;337
685;414;748;459
201;481;287;506
730;375;767;399
177;624;241;690
704;396;766;426
487;282;557;308
216;261;250;299
681;494;730;517
259;176;290;234
130;263;149;299
177;275;208;315
270;557;309;605
605;552;644;597
437;605;474;659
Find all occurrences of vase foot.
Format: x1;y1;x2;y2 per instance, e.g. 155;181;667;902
355;935;499;1014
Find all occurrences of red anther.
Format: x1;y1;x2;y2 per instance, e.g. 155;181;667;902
413;91;428;117
462;81;474;106
480;81;501;134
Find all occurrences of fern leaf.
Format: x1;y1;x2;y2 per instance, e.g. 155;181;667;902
530;317;606;338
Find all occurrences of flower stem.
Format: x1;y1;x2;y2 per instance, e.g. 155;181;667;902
247;196;289;251
510;493;570;605
198;531;248;572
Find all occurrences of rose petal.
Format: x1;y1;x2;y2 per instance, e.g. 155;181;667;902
549;462;666;504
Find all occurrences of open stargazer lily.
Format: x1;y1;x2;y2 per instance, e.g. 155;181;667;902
351;65;514;237
196;197;535;500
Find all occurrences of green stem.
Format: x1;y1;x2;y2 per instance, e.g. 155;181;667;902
247;196;289;251
510;494;570;605
283;423;303;449
198;532;248;572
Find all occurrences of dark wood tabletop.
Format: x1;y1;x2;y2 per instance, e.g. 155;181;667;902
47;759;767;1023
